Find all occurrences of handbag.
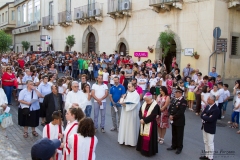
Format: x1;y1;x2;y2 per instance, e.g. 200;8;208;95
22;91;33;116
0;113;13;128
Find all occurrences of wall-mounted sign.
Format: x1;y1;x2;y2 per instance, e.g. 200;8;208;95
184;48;194;56
134;52;148;57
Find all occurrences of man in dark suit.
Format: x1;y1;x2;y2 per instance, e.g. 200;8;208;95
43;85;63;124
199;95;219;160
167;86;187;154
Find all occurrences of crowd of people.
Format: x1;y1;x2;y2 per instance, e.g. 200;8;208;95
0;51;239;160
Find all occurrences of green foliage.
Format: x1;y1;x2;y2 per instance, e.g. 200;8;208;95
159;31;174;58
66;35;76;51
21;41;31;51
0;30;12;54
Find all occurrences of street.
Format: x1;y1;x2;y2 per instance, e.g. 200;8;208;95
0;83;239;160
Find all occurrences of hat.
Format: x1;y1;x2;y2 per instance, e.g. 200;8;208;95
31;138;61;160
143;92;152;99
175;86;184;93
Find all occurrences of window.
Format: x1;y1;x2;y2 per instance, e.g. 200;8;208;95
17;6;21;26
5;11;7;22
0;15;1;24
28;1;33;23
34;0;40;22
12;10;15;20
2;13;4;22
23;4;27;24
231;36;238;56
66;0;71;12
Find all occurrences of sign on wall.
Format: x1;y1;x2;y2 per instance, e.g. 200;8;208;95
134;52;148;57
184;48;194;56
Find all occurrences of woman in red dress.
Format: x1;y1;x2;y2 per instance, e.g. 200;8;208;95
156;86;170;144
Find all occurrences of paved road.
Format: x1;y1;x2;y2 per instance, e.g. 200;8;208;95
1;80;239;160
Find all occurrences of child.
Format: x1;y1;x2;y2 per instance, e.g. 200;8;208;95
201;86;210;112
149;73;158;99
102;68;109;85
135;72;141;82
138;74;147;95
42;111;64;160
120;71;128;91
17;72;24;99
110;70;116;87
230;92;240;128
222;84;230;118
98;67;103;76
172;56;176;69
57;78;65;100
115;70;120;78
179;81;185;97
166;74;173;95
216;75;222;84
187;80;196;111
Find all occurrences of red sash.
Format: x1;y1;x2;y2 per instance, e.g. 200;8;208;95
46;124;50;139
64;123;78;160
88;137;95;160
73;134;78;160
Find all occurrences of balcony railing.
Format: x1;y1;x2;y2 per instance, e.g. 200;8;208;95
58;11;72;24
14;0;25;6
149;0;180;6
42;16;54;27
108;0;132;14
74;2;103;20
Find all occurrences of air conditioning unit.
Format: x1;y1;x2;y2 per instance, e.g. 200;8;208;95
122;1;130;10
49;20;54;25
76;11;84;19
66;15;71;22
19;29;21;33
88;10;93;17
93;9;101;16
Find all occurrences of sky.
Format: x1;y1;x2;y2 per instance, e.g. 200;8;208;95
0;0;14;7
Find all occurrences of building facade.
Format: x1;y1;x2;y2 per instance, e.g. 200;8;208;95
0;2;16;34
1;0;240;85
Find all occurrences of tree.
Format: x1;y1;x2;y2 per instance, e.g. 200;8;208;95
159;31;174;64
66;35;76;51
21;41;31;53
0;30;12;54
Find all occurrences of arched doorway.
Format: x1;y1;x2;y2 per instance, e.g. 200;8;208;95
88;33;95;53
119;43;126;56
164;39;176;72
82;26;99;54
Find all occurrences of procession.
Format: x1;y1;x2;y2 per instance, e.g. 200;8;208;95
0;50;238;160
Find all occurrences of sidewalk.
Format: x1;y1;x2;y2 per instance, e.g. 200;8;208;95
0;105;42;160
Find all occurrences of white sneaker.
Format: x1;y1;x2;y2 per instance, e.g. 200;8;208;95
110;127;116;131
101;128;105;133
221;116;225;119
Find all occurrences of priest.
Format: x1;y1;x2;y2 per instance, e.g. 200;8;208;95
136;92;160;157
118;82;140;146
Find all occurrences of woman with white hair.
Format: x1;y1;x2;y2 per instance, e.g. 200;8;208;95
136;92;160;157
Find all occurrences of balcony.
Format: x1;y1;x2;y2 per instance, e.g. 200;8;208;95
107;0;132;19
149;0;182;12
74;3;103;24
14;0;25;6
0;21;16;31
42;16;54;29
58;11;72;27
228;0;240;10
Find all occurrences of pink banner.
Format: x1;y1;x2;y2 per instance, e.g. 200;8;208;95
134;52;148;57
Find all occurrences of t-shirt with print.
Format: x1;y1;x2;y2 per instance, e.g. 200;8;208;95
149;78;157;88
103;72;109;81
138;78;147;90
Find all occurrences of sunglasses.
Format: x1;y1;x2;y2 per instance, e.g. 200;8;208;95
73;86;79;88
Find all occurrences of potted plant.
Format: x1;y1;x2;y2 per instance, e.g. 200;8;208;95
192;51;200;59
148;45;154;53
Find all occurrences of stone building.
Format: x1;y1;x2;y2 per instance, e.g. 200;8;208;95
1;0;240;85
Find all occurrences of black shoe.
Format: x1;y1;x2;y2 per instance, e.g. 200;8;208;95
199;156;209;160
167;147;176;151
175;150;182;154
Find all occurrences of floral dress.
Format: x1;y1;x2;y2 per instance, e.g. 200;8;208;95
166;79;173;95
156;96;169;129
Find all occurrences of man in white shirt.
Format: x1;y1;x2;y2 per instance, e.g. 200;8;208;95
217;82;225;120
65;81;87;111
222;84;230;118
91;75;109;133
136;57;142;66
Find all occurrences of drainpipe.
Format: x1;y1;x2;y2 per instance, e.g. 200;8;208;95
208;51;215;74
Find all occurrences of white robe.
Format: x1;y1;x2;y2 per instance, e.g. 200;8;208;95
65;91;88;111
68;134;98;160
63;120;79;160
118;90;140;146
0;88;8;106
42;123;64;160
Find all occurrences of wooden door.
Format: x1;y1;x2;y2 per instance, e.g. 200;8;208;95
88;33;95;53
119;43;126;56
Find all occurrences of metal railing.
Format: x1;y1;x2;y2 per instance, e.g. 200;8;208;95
149;0;180;6
42;15;54;27
108;0;131;14
74;2;103;20
58;11;72;24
